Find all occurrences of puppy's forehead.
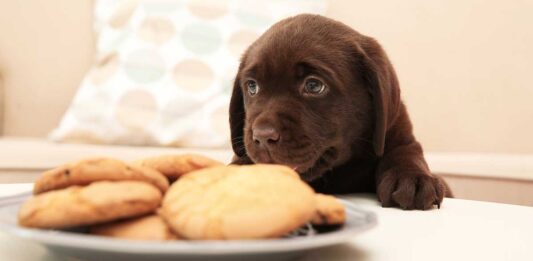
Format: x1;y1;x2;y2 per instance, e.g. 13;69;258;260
242;49;300;79
243;40;339;81
241;17;355;81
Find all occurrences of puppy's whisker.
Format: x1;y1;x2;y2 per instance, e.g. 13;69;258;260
231;136;244;142
231;144;245;150
232;145;246;153
353;137;373;144
231;139;244;143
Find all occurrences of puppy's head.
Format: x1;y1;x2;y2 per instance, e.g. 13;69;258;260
230;14;400;181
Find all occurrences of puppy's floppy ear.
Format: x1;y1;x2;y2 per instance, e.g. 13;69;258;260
229;74;246;157
355;37;401;157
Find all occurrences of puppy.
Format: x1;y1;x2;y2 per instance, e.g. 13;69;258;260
229;14;452;210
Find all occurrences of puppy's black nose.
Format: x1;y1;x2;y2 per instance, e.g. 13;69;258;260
253;126;280;145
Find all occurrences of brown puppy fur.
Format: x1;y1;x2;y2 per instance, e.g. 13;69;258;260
229;14;452;210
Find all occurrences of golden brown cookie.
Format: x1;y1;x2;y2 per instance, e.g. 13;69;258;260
19;181;162;229
311;194;346;226
33;158;169;194
90;214;178;241
160;164;316;240
132;154;223;179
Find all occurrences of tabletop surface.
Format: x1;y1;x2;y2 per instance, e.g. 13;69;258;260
1;183;532;261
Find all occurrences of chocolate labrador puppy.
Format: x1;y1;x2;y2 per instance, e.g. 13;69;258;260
229;14;452;210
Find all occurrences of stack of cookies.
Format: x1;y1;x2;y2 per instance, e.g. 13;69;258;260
18;155;346;241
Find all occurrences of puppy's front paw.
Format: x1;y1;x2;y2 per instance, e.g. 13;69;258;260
377;169;445;210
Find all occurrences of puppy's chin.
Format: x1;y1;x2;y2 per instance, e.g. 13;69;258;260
297;168;325;182
251;156;323;182
291;146;339;182
248;147;337;182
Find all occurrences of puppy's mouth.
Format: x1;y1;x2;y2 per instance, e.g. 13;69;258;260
293;147;338;181
250;146;338;182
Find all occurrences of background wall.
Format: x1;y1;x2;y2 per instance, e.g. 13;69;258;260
0;0;532;153
0;0;95;137
328;0;533;153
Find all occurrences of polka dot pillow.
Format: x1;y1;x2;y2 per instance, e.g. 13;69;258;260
50;0;327;148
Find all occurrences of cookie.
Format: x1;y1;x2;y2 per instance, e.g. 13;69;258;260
90;214;178;241
160;164;316;240
33;158;169;194
132;154;223;179
311;194;346;226
19;181;162;229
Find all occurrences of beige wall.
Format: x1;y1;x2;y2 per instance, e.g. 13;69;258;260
0;0;532;153
0;0;95;137
328;0;533;153
0;73;4;135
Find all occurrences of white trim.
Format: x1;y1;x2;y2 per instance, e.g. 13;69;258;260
1;137;532;181
426;152;533;181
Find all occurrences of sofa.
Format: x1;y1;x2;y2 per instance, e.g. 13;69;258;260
1;0;532;206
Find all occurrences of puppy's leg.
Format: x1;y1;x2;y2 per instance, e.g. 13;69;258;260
375;111;452;210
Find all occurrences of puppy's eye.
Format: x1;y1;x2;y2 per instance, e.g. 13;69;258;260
304;78;326;94
246;80;259;96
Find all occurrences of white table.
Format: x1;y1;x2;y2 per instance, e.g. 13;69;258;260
1;183;532;261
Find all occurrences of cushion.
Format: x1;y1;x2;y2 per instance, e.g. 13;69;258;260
50;0;327;148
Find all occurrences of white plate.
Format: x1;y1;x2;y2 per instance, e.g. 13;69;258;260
0;192;376;261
